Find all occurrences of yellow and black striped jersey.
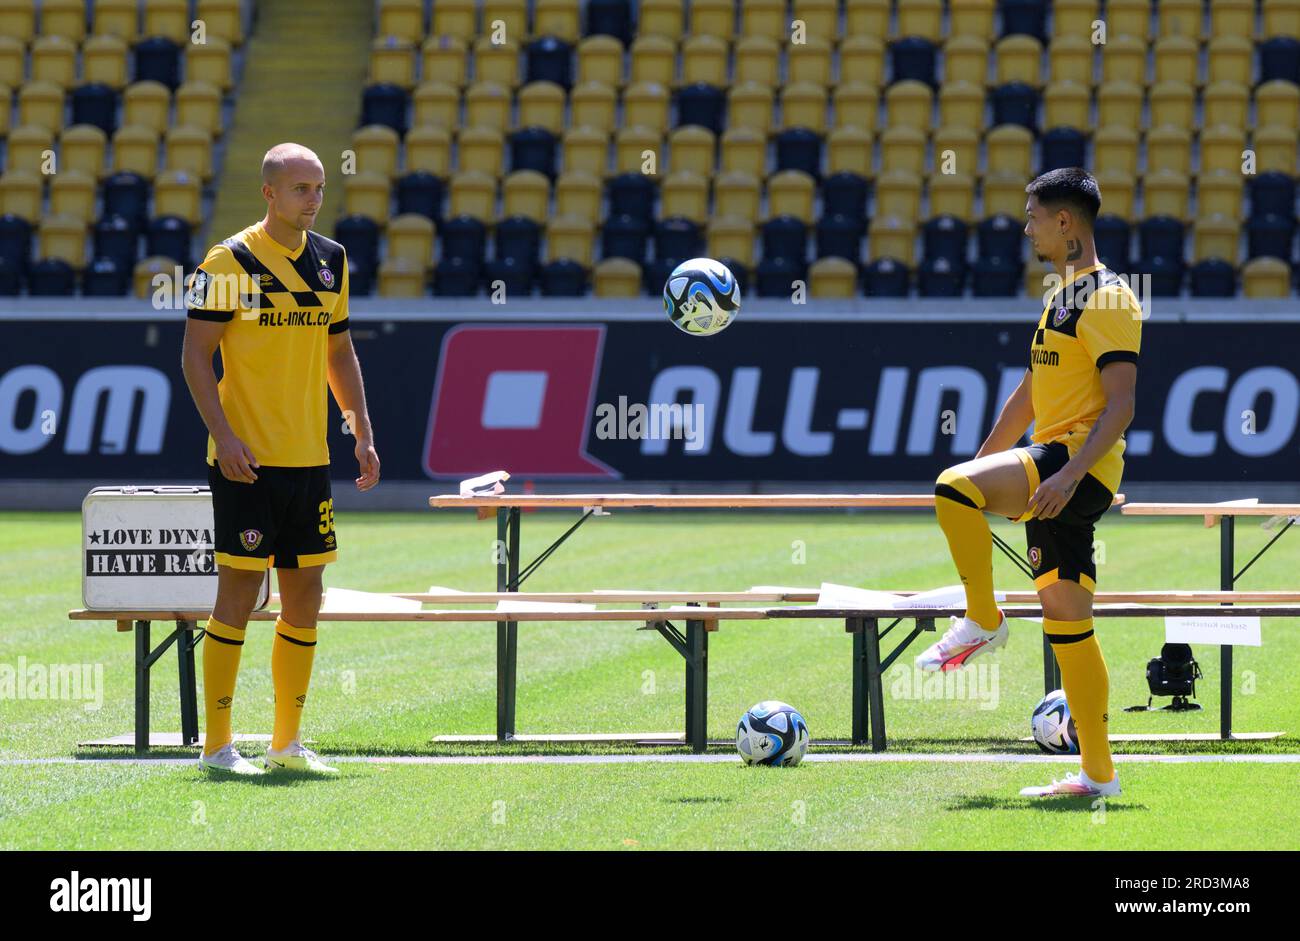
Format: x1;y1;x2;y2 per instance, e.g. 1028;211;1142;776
185;222;349;467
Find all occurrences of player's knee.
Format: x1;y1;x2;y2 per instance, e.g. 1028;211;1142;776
935;465;986;510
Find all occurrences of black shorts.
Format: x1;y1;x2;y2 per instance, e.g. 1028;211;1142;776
1015;442;1115;592
208;464;337;570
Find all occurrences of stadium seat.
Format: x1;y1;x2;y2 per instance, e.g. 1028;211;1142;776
334;215;382;271
661;171;709;223
711;171;759;222
525;36;574;88
475;37;520;90
570;81;618;133
840;36;886;88
740;0;785;41
1253;126;1299;175
18;81;65;136
1210;0;1256;39
1143;169;1192;221
31;35;76;89
49;170;96;224
897;0;943;41
982;171;1031;218
945;36;990;87
483;256;534;297
1096;169;1136;219
412;82;458;128
728;82;775;135
386;214;435;269
0;169;42;222
677;83;726;135
867;215;917;266
1250;172;1297;219
767;170;816;224
432;256;481;297
972;255;1021;295
845;0;890;37
593;257;642;296
187;38;233;92
1052;0;1098;39
197;0;244;45
601;212;649;262
41;0;84;42
937;81;984;131
1154;36;1199;87
562;127;610;178
933;126;978;177
29;257;76;294
821;172;868;225
519;81;567;134
1259;37;1300;84
761;215;808;263
919;256;966;296
808;257;857;298
1189;258;1236;296
421;37;468;88
89;223;136;285
630;35;676;87
378;0;424;43
466;82;512;130
978;213;1024;260
929;172;977;222
789;37;833;89
539;259;588;296
1257;81;1300;132
482;0;526;41
990;82;1038;130
448;171;498;223
1247;213;1297;261
72;83;119;136
0;0;34;45
1097;80;1143;128
614;126;660;174
1207;36;1253;86
1193;215;1239;262
396;172;444;222
669;126;716;177
874;170;922;222
1139;215;1186;261
380;257;427;296
343;171;393;224
862;256;910;296
153;170;201;226
1049;35;1095;86
952;0;995;38
1094;126;1139;178
691;0;735;39
122;82;170;138
459;126;506;177
886;81;933;131
834;82;880;134
707;216;756;268
1203;81;1250;129
638;0;682;41
816;212;865;260
1147;127;1193;177
775;127;821;179
146;215;192;269
431;0;476;40
985;125;1035;179
405;126;452;177
547;215;596;266
681;36;727;88
996;35;1043;88
1242;257;1292;296
1094;214;1132;267
503;170;550;223
83;256;128;295
891;38;938;87
756;255;806;297
825;126;872;177
1002;0;1048;42
359;83;407;136
880;126;927;174
1110;0;1152;40
494;215;540;267
625;82;671;133
0;213;32;273
578;35;625;88
83;35;129;91
1148;80;1196;131
1264;0;1300;38
654;216;704;261
111;125;160;179
608;179;658;236
176;82;223;138
1039;127;1087;172
38;215;86;269
442;214;489;265
352;125;400;178
1200;125;1248;175
103;172;149;229
734;36;779;88
134;37;182;90
923;215;969;268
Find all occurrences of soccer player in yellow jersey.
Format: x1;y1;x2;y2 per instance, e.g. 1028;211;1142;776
181;143;380;775
914;168;1141;798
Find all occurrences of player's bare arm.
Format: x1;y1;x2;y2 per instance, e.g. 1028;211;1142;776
181;317;259;484
976;368;1035;459
327;329;380;492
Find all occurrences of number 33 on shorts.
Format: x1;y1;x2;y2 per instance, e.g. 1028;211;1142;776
318;498;335;535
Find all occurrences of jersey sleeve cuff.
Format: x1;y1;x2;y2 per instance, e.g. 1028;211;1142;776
186;308;235;323
328;318;350;334
1096;350;1138;369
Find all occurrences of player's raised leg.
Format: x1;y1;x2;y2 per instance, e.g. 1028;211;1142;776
199;564;266;775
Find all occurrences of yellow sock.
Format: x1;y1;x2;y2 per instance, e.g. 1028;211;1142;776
934;467;1000;630
1045;617;1114;784
202;617;245;755
271;617;318;751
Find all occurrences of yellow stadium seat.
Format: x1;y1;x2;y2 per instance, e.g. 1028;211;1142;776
661;170;710;223
198;0;244;46
880;126;927;174
534;0;581;43
94;0;137;41
165;125;214;180
1142;169;1191;220
1253;125;1299;174
0;0;34;44
1044;80;1091;130
945;37;990;87
1093;125;1139;177
503;169;550;222
60;124;107;179
1242;257;1290;296
465;82;512;130
721;126;768;177
629;35;676;86
18;81;64;135
996;36;1043;88
413;81;460;128
562;126;609;177
143;0;188;43
1148;80;1196;131
1257;81;1300;132
981;171;1030;218
474;37;521;90
740;0;786;41
1197;170;1243;218
950;0;995;39
638;0;683;41
1049;36;1095;85
1210;0;1256;40
885;80;933;131
546;214;595;266
1207;36;1253;86
928;172;977;222
1096;80;1143;128
712;171;761;221
826;125;874;176
554;171;602;221
154;170;203;226
707;216;756;268
897;0;942;42
867;215;916;266
809;257;858;297
0;37;23;89
31;35;77;88
176;81;223;137
352;125;400;178
1053;0;1099;40
1094;169;1135;218
788;37;833;88
41;0;84;43
845;0;889;38
1100;35;1147;86
38;214;86;268
129;255;173;298
431;0;477;41
624;82;671;133
570;81;617;133
518;81;566;133
82;35;129;90
1153;36;1199;87
594;257;643;296
691;0;736;40
1203;81;1250;130
735;36;780;87
1108;0;1151;41
123;81;171;135
728;82;774;135
1200;124;1248;175
681;35;728;87
378;0;424;44
669;126;716;177
378;257;425;297
421;36;468;88
482;0;526;42
834;82;879;134
448;170;497;222
838;36;886;88
112;125;160;178
932;126;978;177
371;36;416;88
49;169;95;224
457;126;506;176
614;125;661;174
937;80;984;131
985;125;1034;179
781;82;828;133
187;37;233;92
1146;126;1192;177
578;35;625;87
874;169;922;221
0;83;8;138
1158;0;1204;40
767;170;815;223
1264;0;1300;38
405;126;452;176
8;126;55;176
0;169;43;221
1193;214;1239;262
793;0;837;42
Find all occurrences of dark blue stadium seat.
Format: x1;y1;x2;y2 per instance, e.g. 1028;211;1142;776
1094;214;1132;268
761;216;807;263
601;213;649;263
83;257;128;295
333;215;381;272
891;37;938;86
540;259;587;295
1250;172;1297;219
1142;256;1185;296
1040;127;1087;172
1259;37;1300;85
29;259;77;295
586;0;633;45
1189;259;1236;297
1138;216;1185;263
526;36;573;88
0;257;19;294
495;215;541;268
346;257;373;296
774;128;822;179
716;257;750;297
147;215;192;269
608;173;657;223
396;172;444;223
816;213;865;260
677;84;726;136
1001;0;1048;41
72;84;118;135
654;217;703;261
362;83;409;136
103;173;150;230
918;256;965;296
990;83;1038;131
0;214;32;273
510;127;558;178
434;256;479;296
977;214;1022;261
134;37;181;89
441;215;488;267
862;258;909;296
923;215;969;267
822;172;868;223
93;214;137;274
483;256;535;296
643;257;679;295
972;256;1021;296
1247;213;1297;261
756;256;807;297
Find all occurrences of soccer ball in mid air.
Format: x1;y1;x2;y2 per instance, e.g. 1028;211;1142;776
737;701;810;766
1030;689;1080;754
663;257;740;336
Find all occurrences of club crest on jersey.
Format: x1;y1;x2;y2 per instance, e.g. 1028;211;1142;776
319;266;334;288
185;270;208;307
1053;306;1071;327
239;529;263;552
1028;546;1042;569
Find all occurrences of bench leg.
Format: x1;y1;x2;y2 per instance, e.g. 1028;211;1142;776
849;618;869;746
1220;516;1234;739
495;508;519;741
134;619;150;753
864;618;887;752
684;619;708;753
177;620;199;747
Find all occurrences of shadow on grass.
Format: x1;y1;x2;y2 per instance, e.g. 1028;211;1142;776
948;795;1148;813
661;795;736;804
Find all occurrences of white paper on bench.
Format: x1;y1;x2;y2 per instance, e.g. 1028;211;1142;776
321;588;423;613
426;585;467;594
495;599;597;612
749;585;817;594
460;470;510;496
816;583;1006;611
1166;615;1262;647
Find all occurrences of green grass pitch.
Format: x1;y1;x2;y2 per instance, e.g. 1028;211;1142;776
1;509;1297;850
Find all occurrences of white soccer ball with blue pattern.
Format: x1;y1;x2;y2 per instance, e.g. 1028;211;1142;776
737;700;810;766
663;257;740;336
1031;688;1080;754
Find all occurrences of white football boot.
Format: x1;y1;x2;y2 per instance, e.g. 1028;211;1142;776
1021;768;1121;798
914;612;1008;672
198;742;265;776
263;739;339;775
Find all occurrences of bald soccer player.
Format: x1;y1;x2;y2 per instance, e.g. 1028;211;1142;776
182;143;380;775
913;168;1141;798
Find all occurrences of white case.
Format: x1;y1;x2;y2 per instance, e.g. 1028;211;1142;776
82;486;270;611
